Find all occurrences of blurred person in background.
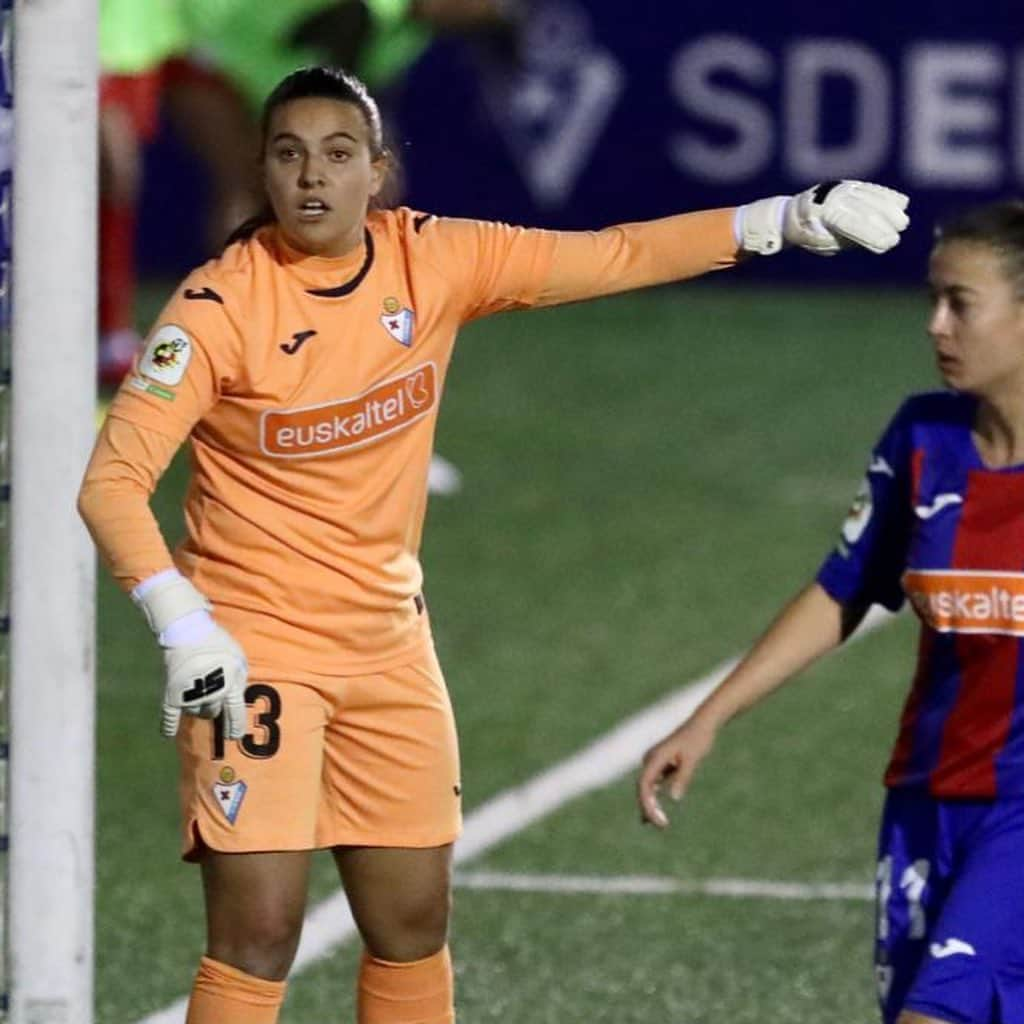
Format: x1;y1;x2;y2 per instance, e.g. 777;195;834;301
190;0;520;122
639;200;1024;1024
78;64;906;1024
99;0;261;385
99;0;190;383
160;59;264;260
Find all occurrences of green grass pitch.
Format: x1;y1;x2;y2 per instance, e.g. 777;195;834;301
96;277;930;1022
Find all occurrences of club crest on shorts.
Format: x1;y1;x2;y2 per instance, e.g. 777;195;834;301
380;297;415;348
213;765;247;825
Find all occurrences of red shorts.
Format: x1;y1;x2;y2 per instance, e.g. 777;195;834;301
177;644;463;859
100;70;163;140
160;55;240;98
100;58;241;141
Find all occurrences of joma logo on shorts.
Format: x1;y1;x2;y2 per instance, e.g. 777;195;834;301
261;362;437;458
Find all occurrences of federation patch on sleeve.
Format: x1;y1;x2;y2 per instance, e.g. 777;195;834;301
840;476;873;546
139;324;192;386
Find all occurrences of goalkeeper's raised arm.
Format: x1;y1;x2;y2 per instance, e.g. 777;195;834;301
413;179;909;320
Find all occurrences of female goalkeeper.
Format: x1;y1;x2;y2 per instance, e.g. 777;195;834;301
639;201;1024;1024
78;64;908;1024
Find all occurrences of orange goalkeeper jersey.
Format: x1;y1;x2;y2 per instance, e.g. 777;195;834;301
81;206;739;678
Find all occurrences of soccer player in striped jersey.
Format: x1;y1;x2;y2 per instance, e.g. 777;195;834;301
639;200;1024;1024
78;65;907;1024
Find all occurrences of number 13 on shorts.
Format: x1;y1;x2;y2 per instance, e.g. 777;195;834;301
211;683;283;760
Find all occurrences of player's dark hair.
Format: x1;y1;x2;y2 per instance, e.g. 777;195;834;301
259;66;385;159
224;66;390;248
935;200;1024;299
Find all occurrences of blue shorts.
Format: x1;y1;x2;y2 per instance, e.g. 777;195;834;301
875;789;1024;1024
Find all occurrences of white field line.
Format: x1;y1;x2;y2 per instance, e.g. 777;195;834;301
453;870;874;902
134;605;894;1024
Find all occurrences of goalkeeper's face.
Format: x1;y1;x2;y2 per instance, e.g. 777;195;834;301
263;96;387;258
928;240;1024;397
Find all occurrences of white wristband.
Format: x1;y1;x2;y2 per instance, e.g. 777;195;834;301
131;569;212;636
735;196;791;254
159;608;217;647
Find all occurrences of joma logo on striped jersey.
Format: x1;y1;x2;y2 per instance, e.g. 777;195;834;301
260;362;437;458
903;569;1024;636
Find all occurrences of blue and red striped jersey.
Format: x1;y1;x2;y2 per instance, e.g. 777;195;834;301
817;391;1024;798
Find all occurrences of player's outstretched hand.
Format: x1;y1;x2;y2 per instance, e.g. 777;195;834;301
132;570;248;739
637;719;717;829
738;180;909;257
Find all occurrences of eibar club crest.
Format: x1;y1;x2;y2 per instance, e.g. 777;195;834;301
480;1;624;207
380;296;415;348
213;765;247;825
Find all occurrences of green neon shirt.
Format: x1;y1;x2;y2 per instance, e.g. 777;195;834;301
100;0;190;74
185;0;431;111
359;0;431;90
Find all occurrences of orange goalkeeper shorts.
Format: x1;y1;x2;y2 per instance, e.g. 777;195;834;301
176;644;462;858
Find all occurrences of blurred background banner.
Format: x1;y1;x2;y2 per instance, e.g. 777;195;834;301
139;0;1024;283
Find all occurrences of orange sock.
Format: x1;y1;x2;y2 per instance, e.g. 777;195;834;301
185;955;287;1024
357;946;454;1024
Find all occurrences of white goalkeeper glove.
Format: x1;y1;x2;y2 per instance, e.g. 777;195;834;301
737;180;909;256
132;569;247;739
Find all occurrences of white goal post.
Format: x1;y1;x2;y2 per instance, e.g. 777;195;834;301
8;0;97;1021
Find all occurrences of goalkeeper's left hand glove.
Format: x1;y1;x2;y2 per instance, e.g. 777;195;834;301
737;180;909;256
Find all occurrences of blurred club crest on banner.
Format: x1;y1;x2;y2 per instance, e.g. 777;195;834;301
480;1;624;207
